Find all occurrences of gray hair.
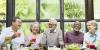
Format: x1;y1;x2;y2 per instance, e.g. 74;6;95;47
49;18;57;24
30;22;39;32
87;20;97;30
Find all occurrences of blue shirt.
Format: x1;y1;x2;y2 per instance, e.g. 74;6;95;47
82;30;100;48
0;26;25;47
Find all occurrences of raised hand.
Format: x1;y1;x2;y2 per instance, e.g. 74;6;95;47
12;32;21;39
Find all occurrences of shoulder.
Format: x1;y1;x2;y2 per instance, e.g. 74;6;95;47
37;34;42;39
3;27;10;30
95;30;100;36
43;29;50;34
18;28;23;32
1;27;11;32
44;29;49;32
79;31;84;35
25;34;32;40
56;29;62;31
84;32;90;37
66;31;72;35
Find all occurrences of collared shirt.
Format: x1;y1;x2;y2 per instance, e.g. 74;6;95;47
25;34;42;48
64;31;84;44
42;28;64;47
82;30;100;48
0;26;25;47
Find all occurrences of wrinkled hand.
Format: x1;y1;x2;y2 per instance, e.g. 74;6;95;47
87;42;96;48
89;27;96;34
12;32;21;39
30;38;36;44
27;39;36;47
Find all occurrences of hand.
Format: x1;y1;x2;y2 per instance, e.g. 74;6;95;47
30;35;36;44
12;32;21;39
30;38;36;44
5;36;12;43
89;26;96;33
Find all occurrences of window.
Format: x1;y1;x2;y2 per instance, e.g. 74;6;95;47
94;0;100;19
0;23;6;33
21;23;32;36
97;22;100;31
40;22;60;33
16;0;36;20
0;0;6;20
64;0;85;19
40;0;60;19
64;22;86;33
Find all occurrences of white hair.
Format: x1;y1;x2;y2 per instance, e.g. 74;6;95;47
87;20;97;29
49;18;57;24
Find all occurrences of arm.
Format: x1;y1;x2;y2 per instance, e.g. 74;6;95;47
19;30;25;44
42;31;47;45
25;38;32;47
58;29;64;48
64;32;69;44
41;31;47;50
0;32;5;45
0;29;12;44
82;34;87;49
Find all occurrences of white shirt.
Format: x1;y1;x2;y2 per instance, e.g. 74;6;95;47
0;26;25;47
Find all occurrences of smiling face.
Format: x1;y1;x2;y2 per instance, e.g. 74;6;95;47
30;22;39;34
87;20;97;33
12;18;22;30
87;22;96;30
48;19;57;30
73;21;81;31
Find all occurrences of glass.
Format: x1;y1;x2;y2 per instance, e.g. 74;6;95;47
15;0;36;20
94;0;100;19
64;0;85;19
40;0;60;19
97;22;100;31
0;23;6;32
64;22;86;33
21;23;32;36
0;0;6;20
40;22;60;33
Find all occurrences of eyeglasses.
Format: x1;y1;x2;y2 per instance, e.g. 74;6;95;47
49;24;56;25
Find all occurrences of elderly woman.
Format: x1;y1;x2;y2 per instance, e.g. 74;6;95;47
25;22;42;49
82;20;100;50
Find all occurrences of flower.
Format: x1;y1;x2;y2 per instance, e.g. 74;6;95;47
66;43;81;50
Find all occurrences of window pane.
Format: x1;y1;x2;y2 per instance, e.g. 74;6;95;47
94;0;100;19
64;22;86;33
0;0;6;20
21;23;31;36
97;22;100;31
40;22;60;33
16;0;36;20
40;0;60;19
0;23;6;34
64;0;85;19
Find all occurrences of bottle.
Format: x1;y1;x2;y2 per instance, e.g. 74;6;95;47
1;43;7;50
7;44;10;50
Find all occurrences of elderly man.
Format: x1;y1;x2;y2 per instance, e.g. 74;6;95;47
82;20;100;50
42;19;64;49
64;21;84;44
0;17;24;49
